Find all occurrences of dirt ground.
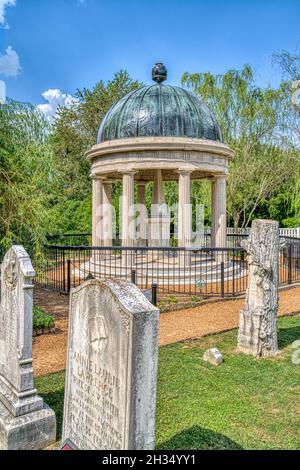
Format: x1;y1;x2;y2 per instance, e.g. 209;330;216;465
33;286;300;377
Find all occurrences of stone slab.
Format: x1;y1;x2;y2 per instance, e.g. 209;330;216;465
0;245;56;449
203;348;223;366
62;279;159;450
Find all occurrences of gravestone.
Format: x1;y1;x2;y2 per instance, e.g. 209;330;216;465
203;348;223;366
0;246;56;450
62;278;159;450
237;220;279;357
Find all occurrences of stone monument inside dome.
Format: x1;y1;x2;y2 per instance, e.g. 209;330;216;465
86;62;234;252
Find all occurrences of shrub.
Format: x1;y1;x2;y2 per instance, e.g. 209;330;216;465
166;295;178;304
33;307;55;331
191;295;201;302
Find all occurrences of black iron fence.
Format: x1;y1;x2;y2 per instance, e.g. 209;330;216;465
46;233;93;247
45;231;248;249
34;238;300;299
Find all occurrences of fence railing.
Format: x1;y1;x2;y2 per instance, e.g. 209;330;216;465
45;227;300;246
35;239;300;299
45;233;93;247
45;231;248;249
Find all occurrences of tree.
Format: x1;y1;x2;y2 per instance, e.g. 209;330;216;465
46;71;143;234
272;50;300;226
273;50;300;81
182;65;299;227
0;99;54;259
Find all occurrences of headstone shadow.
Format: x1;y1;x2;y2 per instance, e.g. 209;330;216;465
157;425;243;450
38;385;65;441
278;324;300;349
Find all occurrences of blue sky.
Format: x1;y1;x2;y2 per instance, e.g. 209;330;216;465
0;0;300;116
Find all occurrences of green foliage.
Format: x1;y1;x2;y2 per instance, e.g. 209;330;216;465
191;295;201;302
0;99;55;258
156;314;300;450
167;295;178;304
46;195;92;235
1;62;300;259
273;50;300;82
46;71;144;234
36;314;300;449
272;50;300;225
33;306;55;330
0;71;144;251
182;65;300;227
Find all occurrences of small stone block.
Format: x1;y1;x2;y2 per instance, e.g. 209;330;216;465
203;348;223;366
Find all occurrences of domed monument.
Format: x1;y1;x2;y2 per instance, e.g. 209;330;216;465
86;63;234;252
97;64;222;143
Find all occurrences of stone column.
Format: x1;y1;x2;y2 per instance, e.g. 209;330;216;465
136;182;148;246
211;175;227;249
121;171;136;247
102;181;113;246
150;170;170;246
177;170;192;248
210;179;215;248
92;175;104;247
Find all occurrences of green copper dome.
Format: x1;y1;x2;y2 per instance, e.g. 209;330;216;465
97;64;222;144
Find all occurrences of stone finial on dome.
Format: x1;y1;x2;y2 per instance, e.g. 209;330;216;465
152;63;167;83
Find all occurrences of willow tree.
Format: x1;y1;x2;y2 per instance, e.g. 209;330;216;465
0;99;54;259
272;50;300;226
182;66;298;228
46;71;143;234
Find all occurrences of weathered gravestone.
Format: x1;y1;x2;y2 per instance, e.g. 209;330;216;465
237;220;279;357
62;278;159;450
203;348;223;366
0;246;56;450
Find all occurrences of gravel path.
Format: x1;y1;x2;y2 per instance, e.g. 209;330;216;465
33;286;300;376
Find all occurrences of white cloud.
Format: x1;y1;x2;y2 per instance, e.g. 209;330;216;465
0;0;16;28
37;88;78;121
0;46;21;77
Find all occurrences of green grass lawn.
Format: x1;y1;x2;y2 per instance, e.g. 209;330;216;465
35;314;300;450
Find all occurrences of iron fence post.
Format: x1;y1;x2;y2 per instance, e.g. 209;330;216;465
221;261;225;298
232;256;235;296
62;249;66;293
288;244;292;284
152;282;157;307
131;269;136;285
67;259;71;293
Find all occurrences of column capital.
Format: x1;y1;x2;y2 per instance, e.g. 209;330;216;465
176;169;193;177
212;174;227;181
136;180;148;187
91;173;107;181
120;170;137;177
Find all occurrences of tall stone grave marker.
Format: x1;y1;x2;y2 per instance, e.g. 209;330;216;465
0;246;56;449
62;279;159;450
237;219;279;357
